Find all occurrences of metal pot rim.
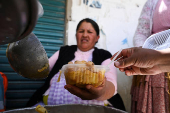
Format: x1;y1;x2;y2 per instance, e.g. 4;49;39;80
4;104;127;113
17;0;38;41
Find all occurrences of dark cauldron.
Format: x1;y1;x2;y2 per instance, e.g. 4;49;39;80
4;104;127;113
6;33;49;79
0;0;38;45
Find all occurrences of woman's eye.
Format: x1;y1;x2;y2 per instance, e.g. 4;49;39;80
79;31;83;33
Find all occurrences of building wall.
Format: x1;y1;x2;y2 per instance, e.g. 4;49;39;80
65;0;147;112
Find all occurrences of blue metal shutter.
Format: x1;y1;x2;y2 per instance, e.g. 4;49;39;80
0;0;66;110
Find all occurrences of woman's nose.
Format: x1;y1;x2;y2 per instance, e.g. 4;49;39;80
83;32;88;37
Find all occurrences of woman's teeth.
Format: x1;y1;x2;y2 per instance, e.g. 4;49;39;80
82;39;88;42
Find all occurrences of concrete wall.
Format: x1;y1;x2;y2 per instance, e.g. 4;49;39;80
65;0;147;112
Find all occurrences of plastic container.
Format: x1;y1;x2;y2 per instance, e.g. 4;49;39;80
60;64;110;88
142;29;170;50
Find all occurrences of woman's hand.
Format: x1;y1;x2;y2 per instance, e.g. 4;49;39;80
112;47;167;76
64;78;114;100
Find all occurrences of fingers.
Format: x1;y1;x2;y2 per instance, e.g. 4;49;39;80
111;47;134;60
125;70;138;76
119;66;141;76
112;48;135;66
64;79;106;100
111;49;125;60
139;67;161;75
114;57;136;68
111;52;119;60
113;47;163;76
122;66;154;76
124;68;153;76
119;66;132;72
119;66;137;76
64;84;94;100
85;78;105;95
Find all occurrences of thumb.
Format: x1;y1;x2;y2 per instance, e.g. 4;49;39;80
86;78;106;95
86;85;96;91
114;57;135;68
86;85;100;94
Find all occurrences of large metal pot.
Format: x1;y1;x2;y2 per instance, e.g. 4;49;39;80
0;0;38;45
4;104;127;113
6;33;49;79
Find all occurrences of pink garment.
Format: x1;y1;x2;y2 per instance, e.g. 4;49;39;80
133;0;158;47
44;48;117;102
131;74;169;113
132;0;170;112
48;51;59;71
152;0;170;33
48;70;104;105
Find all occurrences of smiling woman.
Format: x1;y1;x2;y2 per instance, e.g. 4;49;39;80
26;18;119;110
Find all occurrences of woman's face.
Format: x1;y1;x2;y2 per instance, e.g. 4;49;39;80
76;21;99;52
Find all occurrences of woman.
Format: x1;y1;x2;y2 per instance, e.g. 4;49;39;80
132;0;170;112
27;18;117;106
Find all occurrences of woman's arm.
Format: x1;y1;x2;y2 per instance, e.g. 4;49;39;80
133;0;153;47
95;81;115;100
158;48;170;73
112;47;170;76
96;58;117;100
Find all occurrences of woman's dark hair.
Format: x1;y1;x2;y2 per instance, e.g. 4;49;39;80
76;18;100;36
